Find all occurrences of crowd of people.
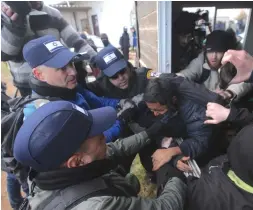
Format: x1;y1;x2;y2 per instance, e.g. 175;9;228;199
1;2;253;210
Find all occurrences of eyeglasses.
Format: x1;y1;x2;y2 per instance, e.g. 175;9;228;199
109;68;127;80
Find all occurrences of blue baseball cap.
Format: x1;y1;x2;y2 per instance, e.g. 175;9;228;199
13;101;116;172
23;35;89;69
95;45;127;77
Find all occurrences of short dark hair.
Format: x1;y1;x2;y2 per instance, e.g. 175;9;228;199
143;77;174;106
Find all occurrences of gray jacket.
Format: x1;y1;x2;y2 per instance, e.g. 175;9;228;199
177;52;252;99
2;4;96;88
28;131;186;210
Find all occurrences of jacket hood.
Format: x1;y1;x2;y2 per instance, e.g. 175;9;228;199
227;124;253;186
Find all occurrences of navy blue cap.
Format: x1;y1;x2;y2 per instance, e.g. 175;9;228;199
23;35;88;69
95;45;127;77
13;101;116;172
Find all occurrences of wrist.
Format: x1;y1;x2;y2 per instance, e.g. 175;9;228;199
168;146;182;157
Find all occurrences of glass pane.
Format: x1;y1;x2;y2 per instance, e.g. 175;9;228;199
215;9;252;47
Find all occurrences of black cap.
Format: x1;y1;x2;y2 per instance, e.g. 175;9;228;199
205;30;237;53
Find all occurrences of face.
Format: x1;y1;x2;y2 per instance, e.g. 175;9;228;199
33;63;77;89
146;102;168;117
65;134;107;168
109;68;130;89
178;33;192;48
206;52;224;69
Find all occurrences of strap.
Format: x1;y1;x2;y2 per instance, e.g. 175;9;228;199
197;68;211;84
40;177;109;210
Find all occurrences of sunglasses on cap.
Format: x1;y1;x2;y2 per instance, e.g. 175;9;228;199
109;68;127;80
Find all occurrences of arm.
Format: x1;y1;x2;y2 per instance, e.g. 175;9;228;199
226;105;253;127
179;124;211;159
106;131;150;158
1;17;27;61
160;74;224;107
103;120;122;143
226;82;253;100
80;88;120;109
44;5;96;57
176;53;204;81
92;177;186;210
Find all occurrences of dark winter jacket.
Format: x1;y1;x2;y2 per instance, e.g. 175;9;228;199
188;124;253;210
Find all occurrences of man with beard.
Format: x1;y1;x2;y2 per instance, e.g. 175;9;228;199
13;101;187;210
177;30;252;101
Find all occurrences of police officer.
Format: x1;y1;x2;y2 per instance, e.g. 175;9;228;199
87;44;152;99
13;101;186;210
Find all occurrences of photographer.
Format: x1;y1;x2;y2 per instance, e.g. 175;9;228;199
172;11;202;72
1;1;96;96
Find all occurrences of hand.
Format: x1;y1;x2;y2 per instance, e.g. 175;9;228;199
131;94;144;106
1;2;19;22
117;107;137;123
118;99;135;110
215;89;233;100
176;157;192;172
221;50;253;84
152;147;181;171
204;102;230;124
152;149;173;171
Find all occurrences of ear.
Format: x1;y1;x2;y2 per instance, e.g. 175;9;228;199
66;153;92;168
32;68;45;81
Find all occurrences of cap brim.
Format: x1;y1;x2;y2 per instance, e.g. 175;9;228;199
103;59;127;77
88;107;117;138
43;49;77;68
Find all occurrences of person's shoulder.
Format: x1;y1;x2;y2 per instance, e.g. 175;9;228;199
135;67;160;79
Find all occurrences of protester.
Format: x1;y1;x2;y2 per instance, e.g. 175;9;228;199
1;1;96;97
204;50;253;126
22;35;128;143
119;27;130;61
13;101;187;210
143;75;216;172
172;11;201;71
100;33;110;47
177;30;252;100
187;124;253;210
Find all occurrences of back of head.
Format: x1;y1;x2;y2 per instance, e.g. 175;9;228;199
227;124;253;186
205;30;237;53
144;77;174;106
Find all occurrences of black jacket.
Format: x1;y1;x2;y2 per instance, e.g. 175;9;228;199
87;67;150;99
187;155;253;210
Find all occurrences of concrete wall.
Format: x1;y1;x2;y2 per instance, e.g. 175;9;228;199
136;1;158;70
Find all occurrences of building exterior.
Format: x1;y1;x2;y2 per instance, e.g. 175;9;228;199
50;1;104;35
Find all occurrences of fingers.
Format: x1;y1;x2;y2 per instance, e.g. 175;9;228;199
222;50;244;65
177;160;192;172
204;119;218;125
